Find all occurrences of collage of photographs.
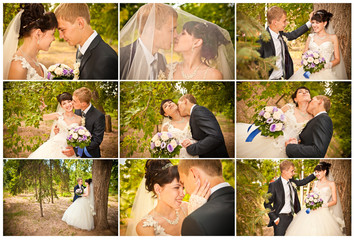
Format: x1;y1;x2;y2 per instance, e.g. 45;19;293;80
0;1;352;239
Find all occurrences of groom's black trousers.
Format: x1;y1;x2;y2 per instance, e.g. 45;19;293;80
274;214;293;236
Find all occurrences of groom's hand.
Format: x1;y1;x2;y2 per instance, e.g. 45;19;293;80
54;125;59;135
285;138;298;147
62;146;75;157
309;11;314;22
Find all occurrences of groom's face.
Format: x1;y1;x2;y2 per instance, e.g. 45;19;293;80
57;17;82;46
78;179;83;186
282;166;295;180
177;99;187;116
154;16;178;50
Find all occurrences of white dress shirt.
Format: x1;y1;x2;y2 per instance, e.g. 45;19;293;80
210;182;231;195
314;111;327;118
83;103;92;115
138;38;159;80
279;176;295;214
78;30;98;55
190;104;197;116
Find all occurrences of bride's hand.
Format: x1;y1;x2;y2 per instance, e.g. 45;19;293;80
181;139;192;148
192;178;211;200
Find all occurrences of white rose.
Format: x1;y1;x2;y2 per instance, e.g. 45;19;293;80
155;140;161;147
72;133;78;139
314;59;319;64
152;134;159;142
161;133;169;141
61;64;70;69
265;106;273;113
74;62;81;69
170;140;177;148
48;65;56;72
85;131;91;137
305;199;309;203
74;69;80;75
314;193;319;198
309;197;314;201
263;112;271;119
78;129;85;135
303;60;308;65
69;130;74;135
273;111;282;120
275;123;283;131
313;52;319;58
314;199;318;203
307;57;314;63
307;50;314;55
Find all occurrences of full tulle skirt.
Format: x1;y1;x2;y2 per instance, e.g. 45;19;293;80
62;197;94;231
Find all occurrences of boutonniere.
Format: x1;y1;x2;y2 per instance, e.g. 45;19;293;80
157;70;167;80
291;182;297;189
282;35;288;43
81;116;86;126
73;62;80;80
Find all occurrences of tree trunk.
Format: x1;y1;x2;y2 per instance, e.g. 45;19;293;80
38;162;44;217
50;160;54;204
313;3;351;78
35;177;38;200
92;160;113;230
105;115;112;133
325;160;351;236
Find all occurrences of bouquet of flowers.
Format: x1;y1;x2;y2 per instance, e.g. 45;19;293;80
301;50;326;78
66;126;91;148
47;63;80;80
252;106;285;139
305;192;324;214
75;188;84;196
150;132;182;158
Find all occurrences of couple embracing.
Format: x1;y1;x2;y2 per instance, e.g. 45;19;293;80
120;3;234;80
4;3;117;80
127;160;235;236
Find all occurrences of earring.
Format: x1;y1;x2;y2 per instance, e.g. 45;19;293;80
37;39;40;45
157;193;160;200
192;46;195;52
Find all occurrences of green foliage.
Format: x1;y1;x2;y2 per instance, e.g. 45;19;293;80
3;81;117;157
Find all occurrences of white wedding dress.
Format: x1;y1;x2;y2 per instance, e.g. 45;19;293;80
62;186;95;231
28;112;77;158
12;54;48;80
290;33;340;80
237;104;309;158
162;119;198;158
166;62;213;80
286;183;344;236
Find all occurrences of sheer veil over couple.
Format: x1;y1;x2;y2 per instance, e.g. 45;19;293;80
259;6;347;80
62;177;95;230
4;3;118;80
264;160;345;236
28;87;105;159
237;86;333;158
120;3;234;80
126;160;235;236
160;94;229;158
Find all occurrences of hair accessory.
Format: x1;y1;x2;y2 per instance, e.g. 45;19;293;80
316;11;324;15
203;22;208;27
162;163;173;170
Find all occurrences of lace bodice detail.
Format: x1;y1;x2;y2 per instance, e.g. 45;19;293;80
57;113;79;133
166;62;211;80
313;184;332;204
142;215;170;236
308;34;334;63
163;120;193;142
13;55;48;80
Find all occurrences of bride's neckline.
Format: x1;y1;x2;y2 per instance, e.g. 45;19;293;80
14;54;45;78
311;34;333;48
168;119;189;131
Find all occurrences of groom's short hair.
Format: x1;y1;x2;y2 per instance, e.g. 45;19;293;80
267;6;287;25
77;177;82;182
179;94;197;104
54;3;90;24
178;160;222;177
280;160;294;172
315;95;331;112
74;87;92;104
137;3;177;34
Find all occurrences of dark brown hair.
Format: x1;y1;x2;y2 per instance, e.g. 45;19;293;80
291;86;310;107
56;92;72;104
314;162;331;176
311;10;333;29
160;99;174;118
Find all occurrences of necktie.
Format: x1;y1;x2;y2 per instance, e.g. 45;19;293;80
77;50;84;63
151;58;158;79
288;181;295;214
82;111;86;118
278;35;286;78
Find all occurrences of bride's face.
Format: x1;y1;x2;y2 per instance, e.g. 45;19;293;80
174;29;195;53
162;101;178;117
315;170;326;180
159;178;185;209
311;20;326;33
61;100;73;112
38;29;56;51
294;88;311;103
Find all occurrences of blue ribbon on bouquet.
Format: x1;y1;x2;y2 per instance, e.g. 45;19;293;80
303;71;311;79
306;208;311;214
245;124;261;142
76;147;92;158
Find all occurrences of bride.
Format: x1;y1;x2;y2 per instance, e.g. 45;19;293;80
126;160;210;236
28;92;82;158
3;3;58;80
237;86;313;158
160;99;198;158
4;3;58;80
62;178;95;231
290;10;347;80
286;162;345;236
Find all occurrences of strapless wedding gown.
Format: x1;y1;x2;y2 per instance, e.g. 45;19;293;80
62;188;95;231
12;55;48;80
286;184;344;236
237;104;308;158
162;120;198;158
28;113;77;158
289;34;339;80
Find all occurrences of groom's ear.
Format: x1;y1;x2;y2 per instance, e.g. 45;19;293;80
76;17;86;29
190;167;200;180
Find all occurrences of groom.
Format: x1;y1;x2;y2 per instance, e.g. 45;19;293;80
258;6;313;79
264;160;316;236
286;95;333;158
178;160;235;236
178;94;229;158
54;3;118;79
73;177;85;202
120;3;178;79
62;87;105;158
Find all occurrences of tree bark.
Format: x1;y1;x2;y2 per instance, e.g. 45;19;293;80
313;3;351;78
38;162;44;217
50;160;54;203
92;160;113;230
105;115;112;133
325;160;351;236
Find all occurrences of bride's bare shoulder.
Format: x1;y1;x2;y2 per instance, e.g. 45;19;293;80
8;59;27;79
207;67;222;80
136;218;155;236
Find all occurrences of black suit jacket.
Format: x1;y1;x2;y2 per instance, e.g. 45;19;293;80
258;24;309;79
73;184;85;202
286;113;333;158
264;174;316;227
75;105;105;158
120;40;166;80
186;105;229;158
78;34;118;79
181;186;235;236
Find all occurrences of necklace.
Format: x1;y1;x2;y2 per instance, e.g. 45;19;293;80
64;113;75;120
296;108;310;119
19;48;40;67
315;33;327;40
181;62;202;80
173;117;185;124
154;209;179;225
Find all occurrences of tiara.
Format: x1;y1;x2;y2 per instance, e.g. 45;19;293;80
162;163;173;170
316;11;324;15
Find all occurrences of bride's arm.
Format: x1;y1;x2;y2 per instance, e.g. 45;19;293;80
302;36;311;53
325;181;337;208
8;60;27;80
81;184;90;197
136;220;155;236
329;35;340;68
43;112;60;121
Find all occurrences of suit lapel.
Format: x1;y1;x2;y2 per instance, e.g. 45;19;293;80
79;35;102;72
207;186;234;202
276;178;285;208
266;27;276;56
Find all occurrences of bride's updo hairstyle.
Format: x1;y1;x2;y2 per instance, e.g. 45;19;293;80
183;21;230;65
314;161;331;176
291;86;310;107
56;92;73;105
19;3;58;39
85;178;93;185
159;99;175;118
145;160;179;197
311;10;333;29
